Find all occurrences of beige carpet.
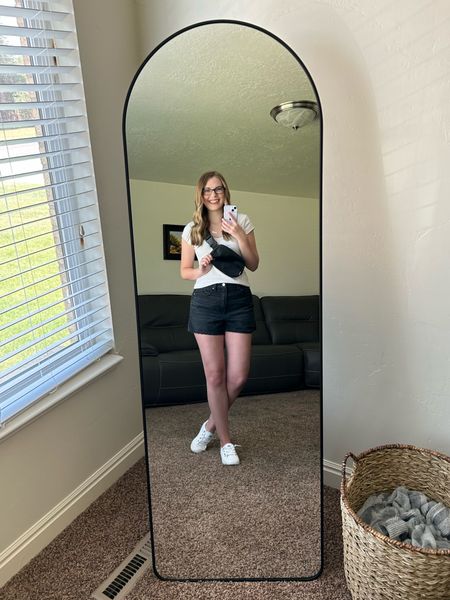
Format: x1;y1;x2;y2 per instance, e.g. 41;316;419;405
0;458;351;600
145;390;321;580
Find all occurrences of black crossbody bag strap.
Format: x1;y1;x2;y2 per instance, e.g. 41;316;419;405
204;230;219;249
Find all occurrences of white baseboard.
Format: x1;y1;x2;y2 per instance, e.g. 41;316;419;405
0;433;145;587
323;458;346;489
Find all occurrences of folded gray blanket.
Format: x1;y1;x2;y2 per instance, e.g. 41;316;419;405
357;486;450;549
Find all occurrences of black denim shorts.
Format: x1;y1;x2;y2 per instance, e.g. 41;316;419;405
188;283;256;335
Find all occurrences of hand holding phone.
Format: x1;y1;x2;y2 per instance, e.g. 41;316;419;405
223;204;238;223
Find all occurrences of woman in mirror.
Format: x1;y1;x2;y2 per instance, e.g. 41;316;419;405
180;171;259;465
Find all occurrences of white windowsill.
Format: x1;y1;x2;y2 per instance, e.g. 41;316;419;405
0;353;124;443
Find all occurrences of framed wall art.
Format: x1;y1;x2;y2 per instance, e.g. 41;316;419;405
163;224;184;260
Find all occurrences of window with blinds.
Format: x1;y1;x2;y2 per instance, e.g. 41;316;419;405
0;0;114;424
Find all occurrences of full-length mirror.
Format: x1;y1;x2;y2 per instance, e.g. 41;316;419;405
124;21;322;580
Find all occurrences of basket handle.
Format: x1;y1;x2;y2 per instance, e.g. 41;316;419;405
341;451;358;491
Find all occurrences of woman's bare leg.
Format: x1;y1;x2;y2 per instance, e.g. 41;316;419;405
225;331;252;404
205;332;252;433
194;333;231;446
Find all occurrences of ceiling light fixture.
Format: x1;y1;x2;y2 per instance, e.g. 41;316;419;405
270;100;319;130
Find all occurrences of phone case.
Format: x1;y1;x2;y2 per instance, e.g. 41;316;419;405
223;205;238;222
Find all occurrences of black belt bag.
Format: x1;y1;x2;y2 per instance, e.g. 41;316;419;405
205;230;245;278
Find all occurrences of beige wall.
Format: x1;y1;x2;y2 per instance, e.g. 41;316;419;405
130;179;319;296
0;0;144;584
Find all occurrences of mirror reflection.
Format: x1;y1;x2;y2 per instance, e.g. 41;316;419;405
125;22;322;580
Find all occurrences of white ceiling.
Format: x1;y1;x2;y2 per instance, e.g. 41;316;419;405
125;23;321;198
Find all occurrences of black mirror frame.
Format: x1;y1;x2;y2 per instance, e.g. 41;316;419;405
122;18;324;583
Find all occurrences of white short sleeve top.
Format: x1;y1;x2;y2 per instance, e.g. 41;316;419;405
182;213;254;289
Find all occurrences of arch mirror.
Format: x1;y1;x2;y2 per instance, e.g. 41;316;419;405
124;21;322;581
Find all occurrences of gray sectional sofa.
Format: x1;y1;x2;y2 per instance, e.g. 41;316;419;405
138;294;321;408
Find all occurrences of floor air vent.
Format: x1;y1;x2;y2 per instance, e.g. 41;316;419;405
91;534;151;600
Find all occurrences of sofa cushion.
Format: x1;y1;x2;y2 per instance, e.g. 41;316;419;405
158;350;207;404
140;355;160;404
303;347;321;388
261;296;319;344
140;341;159;357
243;344;304;394
295;341;320;351
251;295;271;345
138;294;197;352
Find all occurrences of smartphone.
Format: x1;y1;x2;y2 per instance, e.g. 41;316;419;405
223;204;238;223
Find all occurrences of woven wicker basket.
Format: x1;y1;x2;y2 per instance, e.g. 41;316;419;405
340;444;450;600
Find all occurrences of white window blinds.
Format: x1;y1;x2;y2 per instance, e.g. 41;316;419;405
0;0;114;424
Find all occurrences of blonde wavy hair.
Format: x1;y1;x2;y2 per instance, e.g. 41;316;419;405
189;171;232;245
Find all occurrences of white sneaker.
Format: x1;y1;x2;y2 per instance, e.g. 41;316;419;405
190;421;214;453
220;443;240;466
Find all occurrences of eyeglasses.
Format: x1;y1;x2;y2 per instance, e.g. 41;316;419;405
202;186;225;197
